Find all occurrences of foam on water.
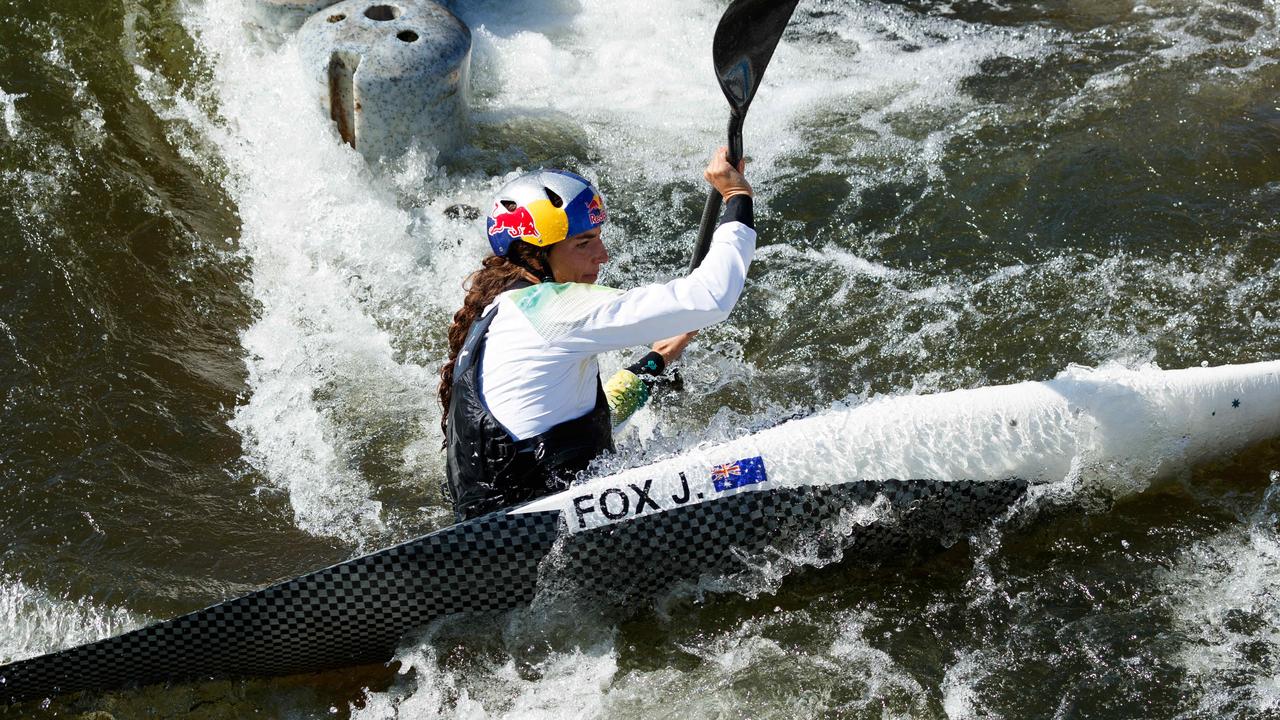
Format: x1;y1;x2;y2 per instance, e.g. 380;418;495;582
42;37;107;148
348;603;936;719
1;33;96;221
940;650;987;720
1166;476;1280;716
0;576;141;665
353;637;618;719
175;0;499;545
460;0;725;177
0;29;112;163
0;88;24;138
1147;0;1280;64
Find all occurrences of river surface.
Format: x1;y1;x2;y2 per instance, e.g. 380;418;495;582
2;0;1279;717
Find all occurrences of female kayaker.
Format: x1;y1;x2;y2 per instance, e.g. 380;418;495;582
439;147;755;521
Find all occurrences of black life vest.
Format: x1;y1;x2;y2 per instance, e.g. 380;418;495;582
445;285;614;522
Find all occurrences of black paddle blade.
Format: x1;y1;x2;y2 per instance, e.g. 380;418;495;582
690;0;801;271
713;0;802;115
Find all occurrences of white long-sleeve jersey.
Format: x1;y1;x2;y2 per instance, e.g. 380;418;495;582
478;220;757;440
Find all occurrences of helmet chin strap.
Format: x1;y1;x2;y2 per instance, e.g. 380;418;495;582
505;243;555;285
534;245;556;283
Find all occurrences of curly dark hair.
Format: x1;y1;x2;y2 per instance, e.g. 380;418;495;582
438;242;552;441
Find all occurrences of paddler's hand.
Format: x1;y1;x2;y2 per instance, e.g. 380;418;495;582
704;147;752;202
653;331;697;366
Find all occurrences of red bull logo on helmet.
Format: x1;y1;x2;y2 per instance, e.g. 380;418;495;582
488;205;540;241
586;195;606;225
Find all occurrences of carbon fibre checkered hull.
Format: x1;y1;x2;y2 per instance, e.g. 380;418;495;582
0;477;1027;705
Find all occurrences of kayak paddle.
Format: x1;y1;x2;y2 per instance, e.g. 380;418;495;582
690;0;801;270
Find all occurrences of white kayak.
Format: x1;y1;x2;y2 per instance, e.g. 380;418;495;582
518;360;1280;532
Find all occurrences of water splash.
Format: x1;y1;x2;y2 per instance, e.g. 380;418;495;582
0;576;142;665
1167;475;1280;717
0;88;24;138
175;0;482;545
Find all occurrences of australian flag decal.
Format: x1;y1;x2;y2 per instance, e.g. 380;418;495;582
710;456;768;493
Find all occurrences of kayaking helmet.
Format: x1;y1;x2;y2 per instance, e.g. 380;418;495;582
485;170;607;257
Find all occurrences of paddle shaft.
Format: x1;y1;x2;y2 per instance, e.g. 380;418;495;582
689;112;745;271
